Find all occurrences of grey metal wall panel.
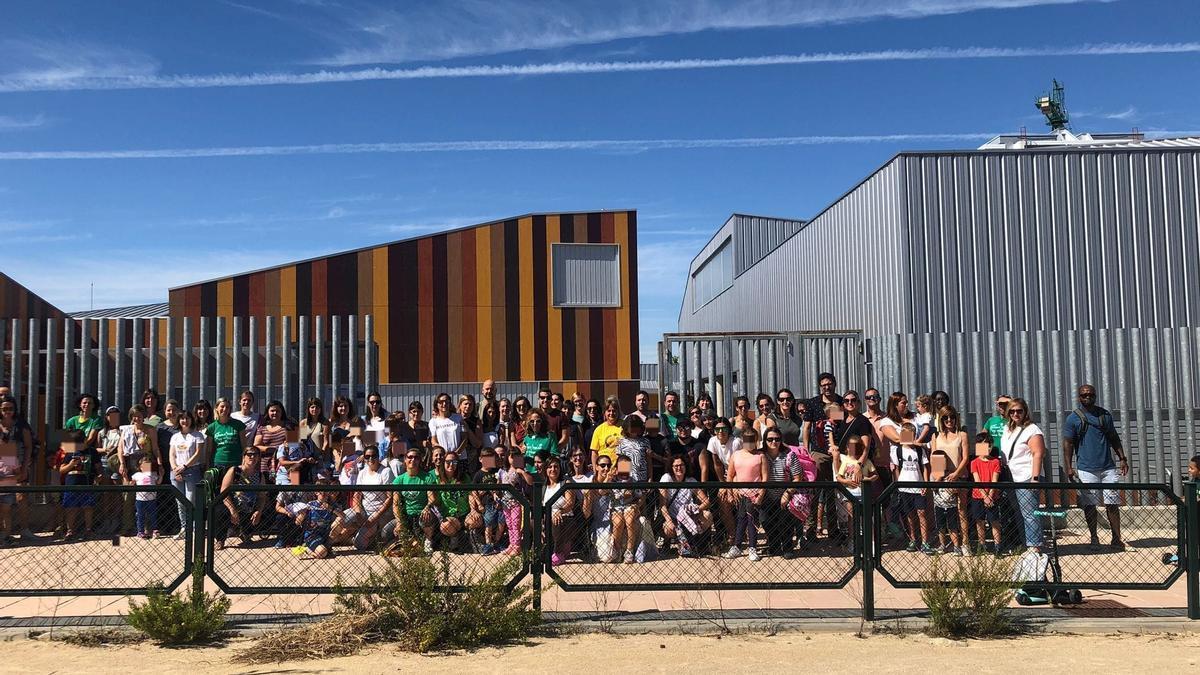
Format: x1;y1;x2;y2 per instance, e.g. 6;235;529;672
865;327;1198;491
679;159;908;336
552;243;621;307
733;214;805;276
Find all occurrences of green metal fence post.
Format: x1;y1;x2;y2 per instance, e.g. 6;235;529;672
1186;480;1199;620
860;485;875;622
531;480;544;612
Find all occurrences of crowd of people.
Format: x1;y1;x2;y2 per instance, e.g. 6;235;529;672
0;375;1176;565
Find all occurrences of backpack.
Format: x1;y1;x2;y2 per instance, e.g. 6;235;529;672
785;444;817;521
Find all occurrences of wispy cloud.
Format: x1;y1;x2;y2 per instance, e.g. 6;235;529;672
317;0;1107;65
0;113;47;131
1;41;1194;93
0;38;158;93
1075;105;1142;122
0;133;999;161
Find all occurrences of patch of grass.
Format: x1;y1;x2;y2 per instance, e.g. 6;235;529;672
234;551;539;664
920;555;1023;639
51;628;144;648
125;563;231;646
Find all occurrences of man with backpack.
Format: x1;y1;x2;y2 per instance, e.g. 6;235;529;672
1062;384;1130;551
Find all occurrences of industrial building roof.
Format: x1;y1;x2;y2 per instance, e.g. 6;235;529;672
70;302;170;319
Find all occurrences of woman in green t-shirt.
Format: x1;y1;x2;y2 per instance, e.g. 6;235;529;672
64;393;103;447
520;410;558;472
429;449;470;551
206;397;248;470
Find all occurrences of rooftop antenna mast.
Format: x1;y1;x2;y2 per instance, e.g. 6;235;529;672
1035;79;1070;132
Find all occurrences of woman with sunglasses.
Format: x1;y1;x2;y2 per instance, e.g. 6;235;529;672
389;448;438;554
579;399;602;450
216;447;267;550
351;444;394;551
929;406;970;554
588;400;624;470
428;393;462;458
582;455;617;563
508;396;533;448
1000;397;1045;553
521;410;559;472
428;449;472;552
364;392;388;430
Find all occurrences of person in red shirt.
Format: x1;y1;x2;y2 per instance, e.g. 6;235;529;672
969;432;1003;556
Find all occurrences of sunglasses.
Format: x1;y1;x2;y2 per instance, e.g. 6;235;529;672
843;397;859;404
364;453;379;459
597;463;612;469
865;395;880;401
715;426;730;432
405;455;420;460
368;400;381;405
1008;409;1026;415
766;438;782;443
777;396;793;402
445;459;459;465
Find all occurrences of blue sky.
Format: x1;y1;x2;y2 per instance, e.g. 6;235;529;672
1;0;1198;363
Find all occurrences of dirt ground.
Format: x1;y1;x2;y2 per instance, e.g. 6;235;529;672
3;631;1198;674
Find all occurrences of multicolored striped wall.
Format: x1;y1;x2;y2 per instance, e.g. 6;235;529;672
168;211;640;387
0;271;65;323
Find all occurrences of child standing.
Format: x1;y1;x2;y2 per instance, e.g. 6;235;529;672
891;422;933;555
933;487;962;555
131;458;161;539
56;431;101;540
834;437;876;549
970;433;1003;556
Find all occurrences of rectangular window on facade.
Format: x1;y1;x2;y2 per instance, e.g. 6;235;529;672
692;237;732;311
552;243;622;307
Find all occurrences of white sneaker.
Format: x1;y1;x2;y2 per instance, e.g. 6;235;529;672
423;539;434;554
747;548;761;562
19;528;40;541
722;546;743;559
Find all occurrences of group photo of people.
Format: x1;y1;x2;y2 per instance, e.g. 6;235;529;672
1;370;1175;585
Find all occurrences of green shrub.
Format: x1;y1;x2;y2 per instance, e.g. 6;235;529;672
237;552;539;663
125;563;230;645
920;555;1017;638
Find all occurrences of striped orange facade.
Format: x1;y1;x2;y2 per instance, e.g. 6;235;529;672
0;271;65;323
167;211;640;387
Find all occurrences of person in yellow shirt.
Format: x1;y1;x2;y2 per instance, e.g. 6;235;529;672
589;399;624;468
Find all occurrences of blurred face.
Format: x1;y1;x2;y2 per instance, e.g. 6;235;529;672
635;392;648;411
107;410;121;426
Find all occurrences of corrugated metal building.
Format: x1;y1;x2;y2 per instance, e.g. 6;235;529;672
673;139;1200;488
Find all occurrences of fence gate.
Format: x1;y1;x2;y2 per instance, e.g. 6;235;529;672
658;331;865;415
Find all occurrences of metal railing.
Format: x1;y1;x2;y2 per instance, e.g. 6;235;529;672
0;479;1197;621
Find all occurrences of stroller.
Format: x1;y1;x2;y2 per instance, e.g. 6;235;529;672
1013;505;1083;606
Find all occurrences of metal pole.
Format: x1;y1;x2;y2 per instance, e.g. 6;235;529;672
861;484;876;623
148;319;159;396
132;319;144;403
247;316;258;403
232;316;243;399
331;315;341;400
9;320;20;412
1186;479;1199;620
165;317;175;403
265;315;276;404
181;317;193;405
198;317;209;405
531;481;544;612
282;317;293;415
215;317;226;399
115;319;127;410
348;314;358;405
95;320;107;405
0;320;7;387
363;315;375;400
298;316;309;409
27;318;39;431
81;318;93;397
314;315;325;404
62;318;75;416
43;318;55;429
